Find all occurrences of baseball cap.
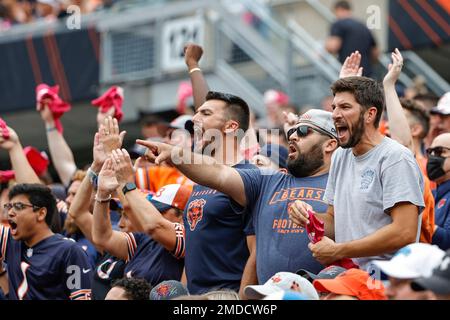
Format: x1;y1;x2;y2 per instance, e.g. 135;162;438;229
263;291;309;300
244;272;319;300
264;90;289;105
149;280;189;300
313;268;387;300
411;249;450;295
430;92;450;116
373;243;446;279
146;184;192;212
297;109;338;139
297;265;347;282
259;144;288;169
158;115;194;136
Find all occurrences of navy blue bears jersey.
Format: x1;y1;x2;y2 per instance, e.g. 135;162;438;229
1;225;92;300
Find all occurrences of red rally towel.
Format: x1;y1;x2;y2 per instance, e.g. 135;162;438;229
0;117;10;140
36;84;71;134
91;86;124;122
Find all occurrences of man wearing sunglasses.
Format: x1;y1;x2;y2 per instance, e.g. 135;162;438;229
136;108;339;297
0;183;92;300
428;133;450;250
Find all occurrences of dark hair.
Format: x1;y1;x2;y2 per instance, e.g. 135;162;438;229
400;98;430;139
334;0;351;10
206;91;250;132
8;184;60;233
331;76;385;128
112;278;152;300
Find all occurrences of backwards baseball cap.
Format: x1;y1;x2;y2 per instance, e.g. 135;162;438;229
430;92;450;116
146;184;192;213
411;249;450;295
297;265;347;282
313;268;387;300
297;109;338;139
258;144;289;169
244;272;319;300
373;243;446;279
149;280;189;300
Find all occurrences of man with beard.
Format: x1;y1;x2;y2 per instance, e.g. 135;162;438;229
289;76;424;270
136;108;338;294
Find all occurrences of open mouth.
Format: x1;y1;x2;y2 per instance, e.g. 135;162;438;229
288;144;298;159
8;219;18;235
335;124;349;140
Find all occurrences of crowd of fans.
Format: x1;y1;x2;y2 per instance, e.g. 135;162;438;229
0;0;450;302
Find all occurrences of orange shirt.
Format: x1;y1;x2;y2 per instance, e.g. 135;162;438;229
135;166;194;193
417;160;435;243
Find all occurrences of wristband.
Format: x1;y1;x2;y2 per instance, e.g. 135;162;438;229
94;193;112;203
46;126;57;132
189;67;201;74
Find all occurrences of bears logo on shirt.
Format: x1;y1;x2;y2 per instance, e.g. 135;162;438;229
187;199;206;231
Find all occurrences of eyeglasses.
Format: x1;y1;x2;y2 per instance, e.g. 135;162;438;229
287;125;334;140
426;146;450;157
3;202;40;212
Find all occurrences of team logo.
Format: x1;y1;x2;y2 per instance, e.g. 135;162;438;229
438;198;446;209
360;169;375;190
271;275;282;283
290;281;300;292
187;199;206;231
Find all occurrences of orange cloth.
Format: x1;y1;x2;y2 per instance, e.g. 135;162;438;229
415;157;435;243
135;166;194;193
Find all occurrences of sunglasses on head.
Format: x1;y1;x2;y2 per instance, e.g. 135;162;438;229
426;146;450;157
287;125;334;140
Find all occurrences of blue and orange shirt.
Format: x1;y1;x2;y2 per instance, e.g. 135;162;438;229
236;168;329;283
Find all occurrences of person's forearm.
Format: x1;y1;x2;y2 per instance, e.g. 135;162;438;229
239;246;258;300
92;199;113;250
384;84;413;150
9;144;41;184
68;173;96;245
45;123;77;186
124;189;177;252
187;63;209;110
336;222;416;259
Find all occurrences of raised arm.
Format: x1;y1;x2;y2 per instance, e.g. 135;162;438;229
38;103;77;186
110;148;181;253
0;126;40;184
383;49;413;151
92;158;129;261
184;43;209;110
136;139;247;206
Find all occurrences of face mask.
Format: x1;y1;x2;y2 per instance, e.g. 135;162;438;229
427;156;446;181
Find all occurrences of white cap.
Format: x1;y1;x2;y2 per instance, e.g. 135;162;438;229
430;92;450;116
244;272;319;300
373;243;446;279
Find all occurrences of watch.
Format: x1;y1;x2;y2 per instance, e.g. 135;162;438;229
122;182;137;195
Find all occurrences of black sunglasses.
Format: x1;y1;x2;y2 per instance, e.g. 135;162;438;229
3;202;40;212
426;146;450;157
287;125;334;140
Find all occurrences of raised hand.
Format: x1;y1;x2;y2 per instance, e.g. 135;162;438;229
383;48;403;86
110;149;135;186
339;51;363;78
100;116;126;155
0;125;20;151
184;43;204;69
37;102;55;125
96;107;115;130
97;158;119;196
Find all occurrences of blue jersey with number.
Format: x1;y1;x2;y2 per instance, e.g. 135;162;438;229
0;226;92;300
183;162;255;294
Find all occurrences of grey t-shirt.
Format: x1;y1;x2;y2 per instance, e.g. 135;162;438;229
324;137;425;268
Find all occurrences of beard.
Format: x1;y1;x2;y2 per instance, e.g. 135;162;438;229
340;111;365;149
287;142;325;178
